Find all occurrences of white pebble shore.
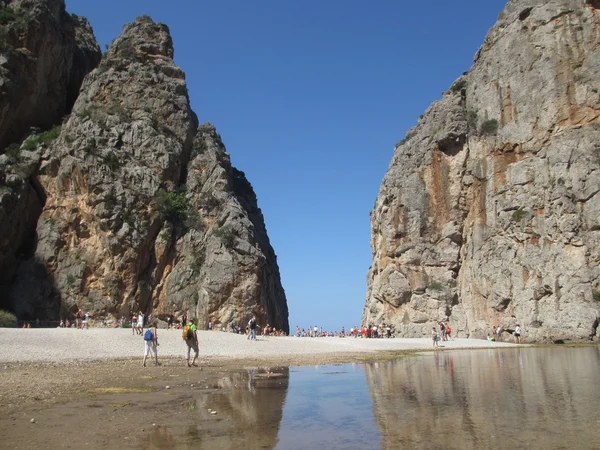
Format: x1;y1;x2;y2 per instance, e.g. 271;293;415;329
0;328;520;363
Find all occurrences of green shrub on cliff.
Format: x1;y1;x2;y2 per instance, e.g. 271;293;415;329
213;224;236;248
154;189;189;223
0;5;17;25
22;125;61;150
5;143;20;159
428;281;444;291
450;79;467;93
480;119;499;136
0;310;17;328
511;207;527;222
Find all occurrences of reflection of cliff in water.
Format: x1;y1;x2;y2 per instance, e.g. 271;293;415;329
365;348;600;450
144;366;289;450
206;366;289;448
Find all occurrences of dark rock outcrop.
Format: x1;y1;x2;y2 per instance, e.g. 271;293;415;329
0;0;101;150
364;0;600;342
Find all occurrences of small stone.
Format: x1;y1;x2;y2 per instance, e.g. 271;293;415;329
30;418;35;423
152;423;156;427
165;386;170;389
210;411;217;415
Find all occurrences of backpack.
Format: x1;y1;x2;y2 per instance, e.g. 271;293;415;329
144;329;154;341
183;325;193;340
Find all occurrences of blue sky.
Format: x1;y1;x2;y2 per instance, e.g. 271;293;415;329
65;0;507;331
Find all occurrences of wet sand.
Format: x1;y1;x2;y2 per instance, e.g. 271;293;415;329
0;328;521;449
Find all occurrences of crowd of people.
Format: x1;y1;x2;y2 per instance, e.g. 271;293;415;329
57;309;90;329
43;311;529;348
487;324;522;343
432;321;453;347
289;325;395;338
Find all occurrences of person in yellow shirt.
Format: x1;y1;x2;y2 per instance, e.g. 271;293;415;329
184;320;199;367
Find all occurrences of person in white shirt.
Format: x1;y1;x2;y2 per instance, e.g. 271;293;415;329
514;324;521;343
137;311;144;335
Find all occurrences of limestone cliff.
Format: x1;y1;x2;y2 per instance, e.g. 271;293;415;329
364;0;600;342
0;0;100;304
3;14;288;331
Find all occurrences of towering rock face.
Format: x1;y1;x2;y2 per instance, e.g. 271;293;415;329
156;124;289;332
0;0;100;305
6;15;288;332
364;0;600;342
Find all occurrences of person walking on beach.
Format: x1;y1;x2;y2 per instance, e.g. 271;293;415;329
514;324;521;343
432;327;440;348
131;314;137;335
76;309;83;329
137;311;144;335
142;322;159;367
183;320;199;367
248;316;260;341
445;322;453;340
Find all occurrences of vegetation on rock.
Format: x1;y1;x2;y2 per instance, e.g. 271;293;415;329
22;125;61;150
479;119;499;136
428;281;444;291
511;207;526;222
154;189;189;223
0;310;17;327
213;224;236;248
450;79;467;93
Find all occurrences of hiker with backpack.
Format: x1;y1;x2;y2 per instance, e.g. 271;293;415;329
142;322;159;367
182;320;199;367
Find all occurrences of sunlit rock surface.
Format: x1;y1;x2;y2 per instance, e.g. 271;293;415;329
2;12;288;332
364;0;600;342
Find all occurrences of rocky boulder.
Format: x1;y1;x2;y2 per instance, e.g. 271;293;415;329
364;0;600;342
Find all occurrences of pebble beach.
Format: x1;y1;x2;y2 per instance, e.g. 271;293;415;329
0;327;520;365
